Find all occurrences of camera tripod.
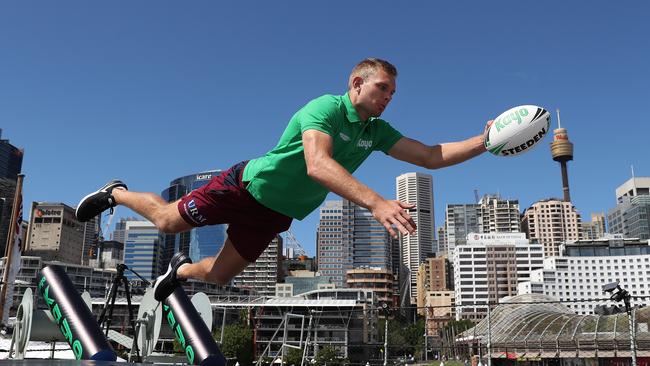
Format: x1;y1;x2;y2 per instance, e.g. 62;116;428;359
98;263;150;362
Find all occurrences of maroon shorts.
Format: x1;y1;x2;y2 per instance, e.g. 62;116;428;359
177;161;292;262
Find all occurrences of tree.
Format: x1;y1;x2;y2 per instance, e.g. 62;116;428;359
441;319;474;334
285;347;304;366
220;323;254;365
314;345;345;366
383;317;425;359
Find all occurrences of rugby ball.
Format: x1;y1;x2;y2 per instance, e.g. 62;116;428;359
484;105;551;157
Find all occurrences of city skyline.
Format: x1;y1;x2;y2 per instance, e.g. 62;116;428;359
3;2;649;256
9;161;644;257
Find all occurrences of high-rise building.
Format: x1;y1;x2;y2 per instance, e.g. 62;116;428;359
348;200;391;269
390;235;403;305
0;130;23;255
112;217;138;244
422;256;453;291
396;172;435;304
581;213;606;240
608;177;650;241
25;202;85;264
437;226;446;254
416;256;453;315
608;196;650;240
453;232;544;321
284;247;295;259
316;199;393;287
346;267;393;304
478;194;521;233
444;204;480;254
518;236;650;314
0;130;23;180
81;216;101;265
233;235;282;296
160;171;227;274
123;220;159;281
0;179;18;257
615;177;650;204
521;199;582;258
316;201;349;287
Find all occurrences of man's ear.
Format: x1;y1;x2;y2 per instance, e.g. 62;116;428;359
352;76;364;92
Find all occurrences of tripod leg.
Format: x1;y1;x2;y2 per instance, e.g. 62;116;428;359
98;275;120;334
123;277;142;362
104;275;120;337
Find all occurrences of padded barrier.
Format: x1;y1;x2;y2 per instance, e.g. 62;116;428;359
163;286;226;365
38;265;117;361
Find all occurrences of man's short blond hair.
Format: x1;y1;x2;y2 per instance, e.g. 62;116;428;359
348;58;398;90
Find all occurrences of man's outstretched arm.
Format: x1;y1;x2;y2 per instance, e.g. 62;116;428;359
302;129;416;238
387;122;490;169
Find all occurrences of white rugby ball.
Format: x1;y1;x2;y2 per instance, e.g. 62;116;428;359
485;105;551;157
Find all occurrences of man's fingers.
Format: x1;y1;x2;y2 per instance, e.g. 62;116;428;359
395;213;416;233
389;217;410;236
484;120;494;136
398;210;417;231
399;201;416;209
383;221;398;239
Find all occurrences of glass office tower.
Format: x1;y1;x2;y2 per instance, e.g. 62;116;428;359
159;170;227;275
124;220;158;281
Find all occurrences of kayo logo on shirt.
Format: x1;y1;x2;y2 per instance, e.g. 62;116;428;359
357;139;373;150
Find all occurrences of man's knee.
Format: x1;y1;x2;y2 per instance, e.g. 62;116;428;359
205;271;230;286
155;208;190;233
156;219;178;233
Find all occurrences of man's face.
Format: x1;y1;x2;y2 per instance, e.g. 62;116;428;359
356;69;396;118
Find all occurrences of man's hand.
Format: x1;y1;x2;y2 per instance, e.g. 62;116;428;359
483;120;494;147
369;199;417;239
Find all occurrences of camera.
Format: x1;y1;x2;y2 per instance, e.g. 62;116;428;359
602;281;620;293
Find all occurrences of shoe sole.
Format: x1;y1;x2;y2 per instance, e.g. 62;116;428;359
75;181;126;220
153;263;175;302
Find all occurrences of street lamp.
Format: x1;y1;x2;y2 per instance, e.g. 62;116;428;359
603;281;636;366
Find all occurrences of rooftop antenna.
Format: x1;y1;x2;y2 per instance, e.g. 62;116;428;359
631;165;635;179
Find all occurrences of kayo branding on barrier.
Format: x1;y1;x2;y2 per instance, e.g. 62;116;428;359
38;276;84;359
37;265;117;361
163;303;196;363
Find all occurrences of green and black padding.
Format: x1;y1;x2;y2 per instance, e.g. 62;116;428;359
38;265;117;361
163;286;226;366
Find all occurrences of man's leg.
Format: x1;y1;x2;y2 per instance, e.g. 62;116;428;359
176;238;250;285
75;180;192;234
111;189;192;233
154;237;251;301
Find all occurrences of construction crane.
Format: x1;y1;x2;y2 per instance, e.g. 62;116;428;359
281;229;307;257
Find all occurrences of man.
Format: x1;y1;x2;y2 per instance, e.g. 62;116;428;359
76;58;489;301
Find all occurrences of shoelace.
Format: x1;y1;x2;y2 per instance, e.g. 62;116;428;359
108;196;115;214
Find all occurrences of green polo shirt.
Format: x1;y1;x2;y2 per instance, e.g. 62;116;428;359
242;93;403;220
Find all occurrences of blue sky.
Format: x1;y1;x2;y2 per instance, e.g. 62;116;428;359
2;1;649;256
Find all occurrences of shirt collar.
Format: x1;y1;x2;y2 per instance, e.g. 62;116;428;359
342;92;365;123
